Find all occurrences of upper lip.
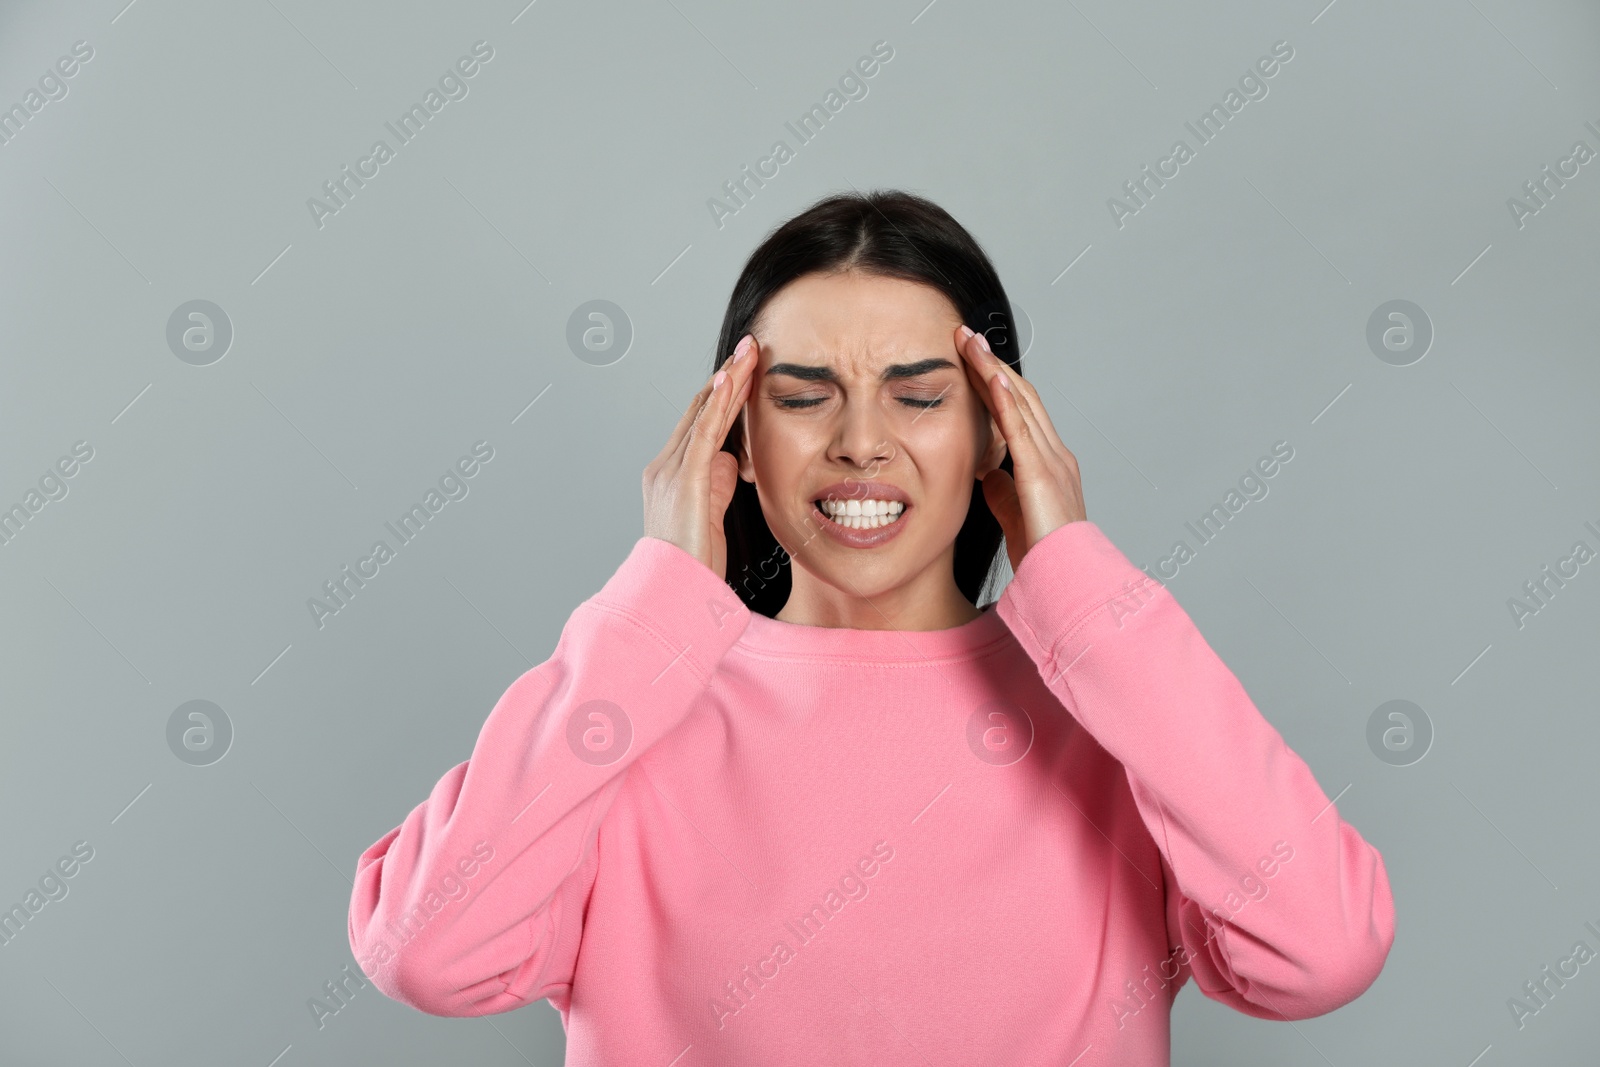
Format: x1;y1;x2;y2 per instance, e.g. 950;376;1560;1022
812;480;911;506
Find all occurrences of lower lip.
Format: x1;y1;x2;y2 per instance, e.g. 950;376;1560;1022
811;501;911;548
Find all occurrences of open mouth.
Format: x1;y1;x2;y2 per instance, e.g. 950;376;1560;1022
812;497;908;531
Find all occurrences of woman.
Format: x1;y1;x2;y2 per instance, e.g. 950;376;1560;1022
347;190;1395;1065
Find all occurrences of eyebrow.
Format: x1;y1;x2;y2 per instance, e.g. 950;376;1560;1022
764;357;959;383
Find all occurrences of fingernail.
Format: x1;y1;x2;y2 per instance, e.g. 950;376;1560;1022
713;369;728;389
994;372;1011;391
958;325;975;341
733;334;753;361
974;331;992;354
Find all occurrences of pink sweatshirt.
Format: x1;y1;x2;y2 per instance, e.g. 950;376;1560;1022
348;520;1395;1065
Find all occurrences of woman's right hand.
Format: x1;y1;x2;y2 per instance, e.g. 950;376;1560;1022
642;333;759;581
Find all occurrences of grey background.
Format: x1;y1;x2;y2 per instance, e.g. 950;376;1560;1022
2;0;1597;1063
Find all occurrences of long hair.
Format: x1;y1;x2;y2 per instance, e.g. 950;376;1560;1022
712;189;1023;618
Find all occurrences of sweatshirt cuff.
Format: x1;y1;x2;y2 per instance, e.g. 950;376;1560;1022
995;520;1159;655
582;536;753;680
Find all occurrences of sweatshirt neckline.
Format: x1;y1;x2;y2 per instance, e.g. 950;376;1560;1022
736;601;1010;662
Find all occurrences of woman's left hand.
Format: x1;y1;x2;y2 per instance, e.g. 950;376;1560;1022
955;323;1088;575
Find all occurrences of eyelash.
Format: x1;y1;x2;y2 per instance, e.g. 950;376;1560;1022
775;396;944;410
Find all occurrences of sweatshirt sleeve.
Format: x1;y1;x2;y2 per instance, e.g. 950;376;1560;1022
993;520;1396;1021
347;536;751;1017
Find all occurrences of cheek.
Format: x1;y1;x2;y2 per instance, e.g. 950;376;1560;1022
912;412;982;470
894;434;977;522
745;416;808;490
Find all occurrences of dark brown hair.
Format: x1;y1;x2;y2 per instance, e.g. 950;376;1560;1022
712;189;1023;618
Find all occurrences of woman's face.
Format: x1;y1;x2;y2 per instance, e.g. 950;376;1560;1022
735;269;1007;607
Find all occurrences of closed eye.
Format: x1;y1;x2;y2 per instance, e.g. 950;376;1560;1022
775;396;945;410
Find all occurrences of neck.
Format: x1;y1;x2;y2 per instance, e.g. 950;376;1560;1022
774;562;982;632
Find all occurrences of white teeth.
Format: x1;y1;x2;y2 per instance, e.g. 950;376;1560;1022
817;498;905;529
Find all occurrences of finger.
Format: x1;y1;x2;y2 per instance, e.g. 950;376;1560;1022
683;339;756;473
657;376;718;474
701;336;759;464
961;326;1063;461
978;345;1051;478
981;467;1022;534
1001;370;1070;458
982;345;1074;462
955;328;1017;472
719;335;761;434
708;449;740;517
976;467;1024;569
659;336;752;469
957;325;1041;455
956;324;1002;425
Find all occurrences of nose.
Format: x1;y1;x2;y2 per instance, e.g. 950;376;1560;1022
826;395;895;472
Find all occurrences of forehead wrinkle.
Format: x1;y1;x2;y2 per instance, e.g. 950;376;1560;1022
765;330;959;383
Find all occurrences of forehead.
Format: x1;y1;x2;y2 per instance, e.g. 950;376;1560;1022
754;271;960;366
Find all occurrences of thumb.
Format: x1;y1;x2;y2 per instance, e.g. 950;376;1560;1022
980;469;1025;572
709;451;740;521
